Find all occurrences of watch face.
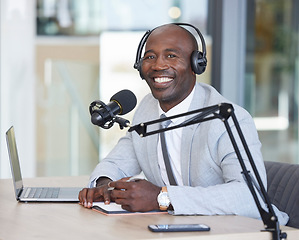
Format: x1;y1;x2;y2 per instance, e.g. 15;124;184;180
158;192;170;206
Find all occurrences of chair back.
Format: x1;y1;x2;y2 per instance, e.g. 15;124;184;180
265;161;299;228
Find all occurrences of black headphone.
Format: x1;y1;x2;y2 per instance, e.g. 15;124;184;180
133;23;207;79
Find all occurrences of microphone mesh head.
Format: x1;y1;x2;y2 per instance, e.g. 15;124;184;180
110;89;137;115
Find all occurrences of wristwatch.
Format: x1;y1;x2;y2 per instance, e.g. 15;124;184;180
157;186;170;211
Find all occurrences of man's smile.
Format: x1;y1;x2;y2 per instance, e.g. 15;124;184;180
154;77;173;83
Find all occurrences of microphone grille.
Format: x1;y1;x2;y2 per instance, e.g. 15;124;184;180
110;89;137;115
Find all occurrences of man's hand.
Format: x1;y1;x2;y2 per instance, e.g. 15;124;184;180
78;177;113;208
109;179;161;212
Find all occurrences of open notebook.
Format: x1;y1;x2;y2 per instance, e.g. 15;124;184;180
92;202;168;216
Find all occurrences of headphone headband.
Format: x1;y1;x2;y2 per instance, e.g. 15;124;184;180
134;23;207;78
175;23;207;57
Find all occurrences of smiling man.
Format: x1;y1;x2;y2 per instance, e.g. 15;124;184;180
141;24;197;112
78;23;288;225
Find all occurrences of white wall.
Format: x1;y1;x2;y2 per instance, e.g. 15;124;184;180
0;0;36;178
220;0;247;107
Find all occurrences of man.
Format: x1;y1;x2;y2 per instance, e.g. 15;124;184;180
79;23;288;224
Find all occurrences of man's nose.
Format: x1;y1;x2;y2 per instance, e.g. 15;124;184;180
151;56;169;71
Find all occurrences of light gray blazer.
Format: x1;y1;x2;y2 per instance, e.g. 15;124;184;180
89;82;289;225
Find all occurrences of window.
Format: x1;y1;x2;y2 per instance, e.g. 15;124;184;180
245;0;299;164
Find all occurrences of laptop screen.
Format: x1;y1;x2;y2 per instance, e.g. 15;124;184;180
6;126;24;199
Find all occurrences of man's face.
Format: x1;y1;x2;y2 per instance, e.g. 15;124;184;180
141;25;196;112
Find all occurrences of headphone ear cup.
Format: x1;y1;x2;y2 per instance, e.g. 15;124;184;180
191;51;207;75
137;59;144;79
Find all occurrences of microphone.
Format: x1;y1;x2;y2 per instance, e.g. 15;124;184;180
89;89;137;129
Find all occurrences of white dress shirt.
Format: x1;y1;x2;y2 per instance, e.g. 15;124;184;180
157;87;195;186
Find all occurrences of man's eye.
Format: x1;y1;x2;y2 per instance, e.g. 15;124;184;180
167;54;176;58
144;55;154;60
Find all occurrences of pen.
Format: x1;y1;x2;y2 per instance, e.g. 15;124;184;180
107;175;144;191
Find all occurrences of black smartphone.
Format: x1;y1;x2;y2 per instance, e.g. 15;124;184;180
148;223;210;232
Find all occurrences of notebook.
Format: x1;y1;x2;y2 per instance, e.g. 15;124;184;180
6;126;82;202
92;202;168;216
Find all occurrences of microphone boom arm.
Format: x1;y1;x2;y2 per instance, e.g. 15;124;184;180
128;103;286;240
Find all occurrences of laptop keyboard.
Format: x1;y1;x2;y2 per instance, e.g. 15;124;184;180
24;187;60;198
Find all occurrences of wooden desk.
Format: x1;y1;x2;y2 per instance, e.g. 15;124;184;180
0;176;298;240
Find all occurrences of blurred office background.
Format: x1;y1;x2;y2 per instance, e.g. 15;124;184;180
0;0;298;178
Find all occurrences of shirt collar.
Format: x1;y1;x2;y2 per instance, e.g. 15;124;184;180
158;86;195;125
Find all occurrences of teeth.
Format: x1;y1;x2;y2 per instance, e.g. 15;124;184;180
154;77;173;83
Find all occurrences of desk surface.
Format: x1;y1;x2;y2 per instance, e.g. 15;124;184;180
0;176;298;240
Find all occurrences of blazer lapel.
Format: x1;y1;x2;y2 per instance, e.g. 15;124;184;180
147;133;165;185
180;83;206;186
180;124;196;185
146;109;165;185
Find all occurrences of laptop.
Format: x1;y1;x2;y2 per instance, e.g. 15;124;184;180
6;126;82;202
